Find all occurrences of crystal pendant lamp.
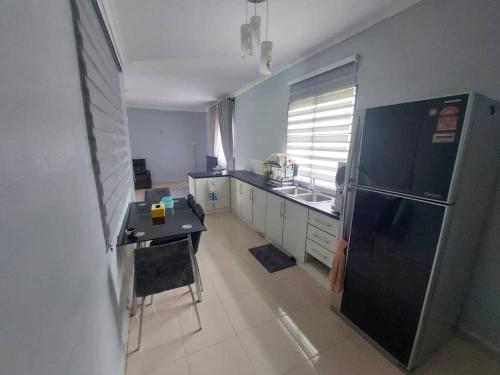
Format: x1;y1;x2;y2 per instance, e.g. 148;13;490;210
260;0;272;75
240;23;252;57
250;15;261;47
240;0;252;57
260;40;273;75
243;0;272;75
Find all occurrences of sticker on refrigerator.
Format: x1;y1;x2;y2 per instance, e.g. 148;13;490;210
439;105;460;116
432;132;456;143
437;115;458;131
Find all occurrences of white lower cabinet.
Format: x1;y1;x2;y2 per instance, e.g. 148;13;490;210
305;209;339;268
194;177;230;211
306;239;334;267
231;178;241;214
282;200;309;263
241;182;253;223
265;193;284;246
188;176;195;197
252;187;267;233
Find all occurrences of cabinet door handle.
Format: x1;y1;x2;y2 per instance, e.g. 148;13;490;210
314;218;332;227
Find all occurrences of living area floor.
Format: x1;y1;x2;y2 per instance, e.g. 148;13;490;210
125;207;499;375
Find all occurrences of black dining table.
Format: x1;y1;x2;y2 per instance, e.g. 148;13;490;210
117;196;206;313
117;197;204;246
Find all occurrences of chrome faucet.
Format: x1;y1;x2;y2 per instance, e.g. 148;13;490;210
307;177;316;191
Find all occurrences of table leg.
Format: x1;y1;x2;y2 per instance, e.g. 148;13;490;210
188;234;202;303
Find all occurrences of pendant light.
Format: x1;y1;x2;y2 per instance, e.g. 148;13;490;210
250;2;261;48
240;0;252;57
260;0;272;75
241;0;272;75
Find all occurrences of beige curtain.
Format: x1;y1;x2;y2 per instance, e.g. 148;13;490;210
217;98;235;170
207;105;218;157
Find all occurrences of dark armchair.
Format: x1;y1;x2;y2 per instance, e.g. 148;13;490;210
132;159;152;190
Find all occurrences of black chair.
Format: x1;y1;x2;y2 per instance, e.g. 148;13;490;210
134;239;202;351
144;187;171;205
150;202;206;294
187;193;195;209
132;159;152;190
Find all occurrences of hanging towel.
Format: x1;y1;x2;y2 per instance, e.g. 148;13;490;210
208;179;218;203
329;239;348;293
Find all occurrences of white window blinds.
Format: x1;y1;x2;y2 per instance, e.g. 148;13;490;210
286;86;356;189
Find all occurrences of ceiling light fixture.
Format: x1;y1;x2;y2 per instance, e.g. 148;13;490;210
241;0;272;75
240;0;252;57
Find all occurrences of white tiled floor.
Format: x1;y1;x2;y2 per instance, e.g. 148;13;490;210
126;211;500;375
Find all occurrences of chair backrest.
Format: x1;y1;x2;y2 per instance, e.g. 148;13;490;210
145;187;172;204
187;193;195;208
194;203;205;224
134;239;194;298
190;203;205;253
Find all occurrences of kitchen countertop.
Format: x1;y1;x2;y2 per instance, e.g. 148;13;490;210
188;170;340;220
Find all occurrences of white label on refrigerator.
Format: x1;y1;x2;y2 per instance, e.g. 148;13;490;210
432;132;456;143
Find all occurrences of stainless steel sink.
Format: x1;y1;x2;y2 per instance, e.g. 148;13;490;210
272;186;311;195
296;192;333;203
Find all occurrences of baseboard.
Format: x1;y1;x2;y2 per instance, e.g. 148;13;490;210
206;207;231;214
457;326;500;362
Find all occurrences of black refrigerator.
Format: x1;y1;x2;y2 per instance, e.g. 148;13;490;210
340;93;500;370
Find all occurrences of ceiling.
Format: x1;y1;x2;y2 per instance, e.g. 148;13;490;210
107;0;420;112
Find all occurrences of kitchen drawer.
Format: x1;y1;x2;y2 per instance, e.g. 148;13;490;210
306;239;333;268
308;210;339;236
307;224;336;250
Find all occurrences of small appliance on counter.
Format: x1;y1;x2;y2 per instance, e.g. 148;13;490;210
332;162;346;213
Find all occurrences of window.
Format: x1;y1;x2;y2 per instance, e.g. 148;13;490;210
286;86;356;190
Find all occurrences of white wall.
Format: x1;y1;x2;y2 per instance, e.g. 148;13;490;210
234;0;500;350
0;1;131;374
127;108;208;182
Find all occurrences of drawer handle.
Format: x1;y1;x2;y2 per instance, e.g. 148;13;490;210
313;233;329;244
314;218;332;227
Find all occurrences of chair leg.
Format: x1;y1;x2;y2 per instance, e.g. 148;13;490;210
188;286;202;331
147;295;154;306
137;296;146;351
194;256;203;292
187;234;202;303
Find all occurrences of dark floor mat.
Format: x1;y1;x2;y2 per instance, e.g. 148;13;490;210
249;244;296;273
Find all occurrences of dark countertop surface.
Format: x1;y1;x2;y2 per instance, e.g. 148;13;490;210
188;170;340;219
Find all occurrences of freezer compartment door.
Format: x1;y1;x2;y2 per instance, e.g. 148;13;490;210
357;101;424;194
410;94;469;201
340;189;445;366
357;94;469;202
